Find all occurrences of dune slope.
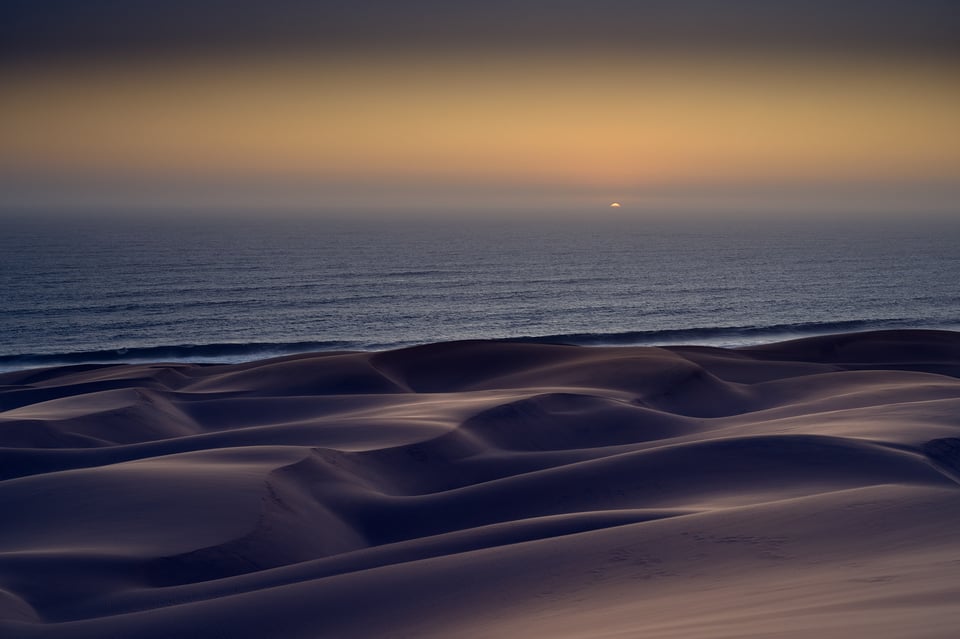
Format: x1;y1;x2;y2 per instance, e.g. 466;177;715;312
1;330;959;638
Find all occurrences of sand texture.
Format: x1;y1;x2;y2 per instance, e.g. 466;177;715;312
2;330;960;638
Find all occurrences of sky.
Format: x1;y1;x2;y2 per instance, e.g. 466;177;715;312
2;1;959;217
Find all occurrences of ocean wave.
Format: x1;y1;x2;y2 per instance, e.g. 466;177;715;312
500;318;959;347
2;319;957;372
0;340;359;370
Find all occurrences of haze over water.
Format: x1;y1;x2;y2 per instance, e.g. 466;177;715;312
2;214;958;371
4;5;960;638
3;2;959;369
3;2;959;216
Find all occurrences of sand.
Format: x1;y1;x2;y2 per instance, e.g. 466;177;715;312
1;329;959;638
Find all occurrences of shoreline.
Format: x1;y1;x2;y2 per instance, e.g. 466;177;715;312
2;323;959;375
2;329;960;637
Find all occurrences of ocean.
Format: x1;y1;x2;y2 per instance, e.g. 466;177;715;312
2;213;959;372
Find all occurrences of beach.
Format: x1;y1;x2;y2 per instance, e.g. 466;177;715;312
2;329;960;638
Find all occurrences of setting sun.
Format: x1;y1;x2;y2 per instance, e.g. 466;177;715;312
2;4;960;637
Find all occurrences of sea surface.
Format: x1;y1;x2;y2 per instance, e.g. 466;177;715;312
2;213;959;372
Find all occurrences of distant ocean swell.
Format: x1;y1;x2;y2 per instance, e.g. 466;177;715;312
2;318;956;371
507;318;954;346
0;341;359;370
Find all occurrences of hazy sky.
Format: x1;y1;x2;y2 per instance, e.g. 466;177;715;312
2;1;959;216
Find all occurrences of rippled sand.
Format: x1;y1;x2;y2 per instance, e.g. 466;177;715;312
2;330;959;638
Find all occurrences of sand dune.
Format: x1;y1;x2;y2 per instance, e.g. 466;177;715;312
1;330;959;638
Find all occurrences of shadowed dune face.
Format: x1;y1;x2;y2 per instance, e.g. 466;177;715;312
1;330;960;637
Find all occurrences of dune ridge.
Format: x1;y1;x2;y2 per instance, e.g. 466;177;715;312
1;330;959;638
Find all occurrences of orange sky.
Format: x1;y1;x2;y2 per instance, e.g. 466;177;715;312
2;51;959;214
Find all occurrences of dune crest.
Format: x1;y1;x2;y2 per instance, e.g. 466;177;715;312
1;330;959;638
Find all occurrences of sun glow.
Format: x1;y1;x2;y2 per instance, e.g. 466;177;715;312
2;53;959;212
